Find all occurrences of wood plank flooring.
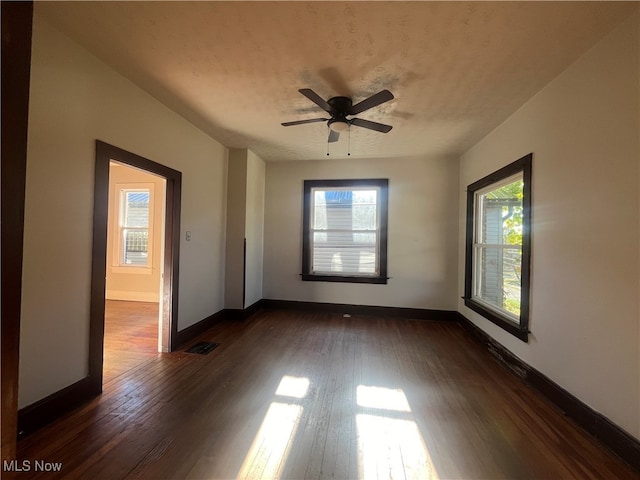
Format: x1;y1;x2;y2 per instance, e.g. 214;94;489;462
13;308;637;479
103;300;159;383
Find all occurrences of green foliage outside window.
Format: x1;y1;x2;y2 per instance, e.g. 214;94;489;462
487;180;523;246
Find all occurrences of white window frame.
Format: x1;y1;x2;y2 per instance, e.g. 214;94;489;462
111;183;154;274
471;173;523;323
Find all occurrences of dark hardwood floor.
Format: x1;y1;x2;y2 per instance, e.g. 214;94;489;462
13;308;636;479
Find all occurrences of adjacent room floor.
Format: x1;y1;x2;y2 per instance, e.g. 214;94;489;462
103;300;160;383
15;307;636;479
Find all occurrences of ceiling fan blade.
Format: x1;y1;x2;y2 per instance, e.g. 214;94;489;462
328;130;340;143
298;88;335;114
281;118;328;127
350;118;393;133
349;90;394;115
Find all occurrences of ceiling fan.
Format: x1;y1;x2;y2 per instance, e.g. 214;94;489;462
281;88;394;143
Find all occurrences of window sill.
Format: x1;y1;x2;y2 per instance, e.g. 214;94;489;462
463;297;528;342
302;274;388;284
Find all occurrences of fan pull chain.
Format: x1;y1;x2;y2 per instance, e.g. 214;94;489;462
326;128;330;156
347;125;351;156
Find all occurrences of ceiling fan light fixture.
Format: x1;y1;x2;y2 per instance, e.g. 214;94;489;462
328;119;349;133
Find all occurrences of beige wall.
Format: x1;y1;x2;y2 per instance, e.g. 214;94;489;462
106;163;165;302
225;149;248;309
224;149;266;309
245;150;266;307
458;13;639;439
20;12;228;408
263;155;459;309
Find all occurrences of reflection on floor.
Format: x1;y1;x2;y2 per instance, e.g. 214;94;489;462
103;300;159;383
16;308;638;480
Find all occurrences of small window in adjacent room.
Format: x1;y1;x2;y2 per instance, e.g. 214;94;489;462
302;179;388;284
119;189;151;266
464;154;532;341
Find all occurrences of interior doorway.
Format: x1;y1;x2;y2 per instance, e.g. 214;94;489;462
103;161;165;382
89;141;182;394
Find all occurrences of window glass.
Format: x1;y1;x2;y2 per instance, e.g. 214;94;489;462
302;180;388;284
121;190;150;266
311;188;379;275
473;176;523;318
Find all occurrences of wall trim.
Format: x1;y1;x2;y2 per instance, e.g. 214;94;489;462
175;300;267;348
261;299;456;321
226;299;266;322
1;0;33;459
106;290;160;303
105;290;160;303
174;310;228;349
92;141;183;378
455;312;640;472
17;376;99;440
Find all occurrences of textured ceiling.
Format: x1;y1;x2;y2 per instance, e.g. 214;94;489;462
37;1;637;162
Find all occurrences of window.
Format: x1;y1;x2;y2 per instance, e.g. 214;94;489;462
464;154;532;341
302;179;388;284
119;188;151;266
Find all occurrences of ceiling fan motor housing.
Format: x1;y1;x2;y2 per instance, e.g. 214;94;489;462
327;97;352;132
327;96;353;115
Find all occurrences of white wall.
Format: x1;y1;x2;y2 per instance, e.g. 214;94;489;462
458;13;639;439
225;149;248;309
264;156;459;309
224;149;265;309
245;150;266;307
20;12;228;408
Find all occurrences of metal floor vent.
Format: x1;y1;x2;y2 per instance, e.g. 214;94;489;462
186;342;220;355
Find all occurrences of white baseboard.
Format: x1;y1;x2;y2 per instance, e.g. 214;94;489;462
106;290;159;302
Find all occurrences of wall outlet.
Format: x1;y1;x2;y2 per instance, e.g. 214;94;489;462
186;231;192;241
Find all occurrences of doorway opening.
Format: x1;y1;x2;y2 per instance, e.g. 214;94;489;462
103;162;165;382
89;141;182;394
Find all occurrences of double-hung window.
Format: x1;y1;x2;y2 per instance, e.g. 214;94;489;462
464;154;532;341
119;188;151;267
302;179;388;284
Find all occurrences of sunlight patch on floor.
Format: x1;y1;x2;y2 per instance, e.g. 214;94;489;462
236;402;303;480
236;376;310;479
357;385;412;412
356;414;438;480
356;386;439;480
275;375;310;399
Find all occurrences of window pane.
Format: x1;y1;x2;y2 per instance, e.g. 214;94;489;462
120;189;150;267
124;191;150;228
474;246;521;317
311;188;379;275
123;229;149;265
478;178;523;246
352;190;377;230
313;189;377;231
313;231;377;274
474;177;523;318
